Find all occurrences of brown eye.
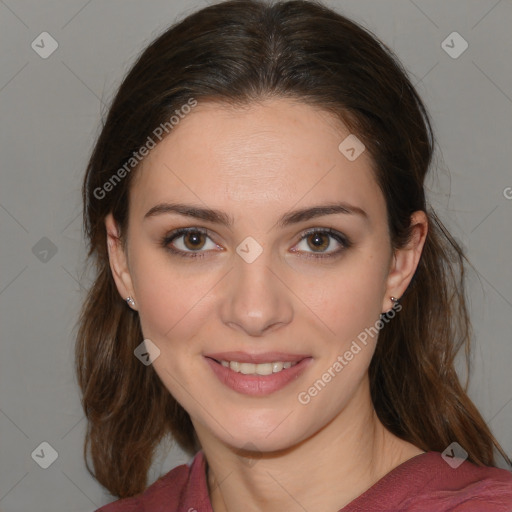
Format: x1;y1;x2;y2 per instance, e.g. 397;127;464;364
306;232;330;252
182;231;207;250
292;228;351;259
161;227;220;259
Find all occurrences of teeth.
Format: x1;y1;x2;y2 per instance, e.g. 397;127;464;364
272;362;283;373
220;360;298;375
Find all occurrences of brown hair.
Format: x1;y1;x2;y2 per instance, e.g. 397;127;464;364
76;0;510;499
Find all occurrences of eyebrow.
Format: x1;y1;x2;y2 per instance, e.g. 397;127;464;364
143;201;368;228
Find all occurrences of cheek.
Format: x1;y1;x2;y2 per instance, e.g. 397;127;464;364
305;254;387;343
130;248;212;345
131;254;213;403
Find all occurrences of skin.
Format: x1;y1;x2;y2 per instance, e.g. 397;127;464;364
106;98;428;511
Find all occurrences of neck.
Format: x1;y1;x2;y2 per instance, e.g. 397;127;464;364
198;377;423;512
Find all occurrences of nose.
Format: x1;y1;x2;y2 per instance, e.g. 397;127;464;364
219;248;293;337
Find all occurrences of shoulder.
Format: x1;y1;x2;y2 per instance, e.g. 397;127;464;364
95;451;211;512
344;451;512;511
417;451;512;496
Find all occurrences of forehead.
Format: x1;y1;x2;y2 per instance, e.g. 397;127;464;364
130;98;385;223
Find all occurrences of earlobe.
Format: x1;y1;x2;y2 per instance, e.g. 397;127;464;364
105;213;137;309
382;211;428;313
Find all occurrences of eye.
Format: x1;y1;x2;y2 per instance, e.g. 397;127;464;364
291;228;351;259
161;227;220;258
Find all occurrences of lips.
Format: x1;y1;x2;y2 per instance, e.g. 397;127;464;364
204;353;313;396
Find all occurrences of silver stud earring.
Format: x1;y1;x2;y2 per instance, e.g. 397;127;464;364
381;296;401;318
126;296;136;308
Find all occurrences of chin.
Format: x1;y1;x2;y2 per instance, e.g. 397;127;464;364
209;409;315;453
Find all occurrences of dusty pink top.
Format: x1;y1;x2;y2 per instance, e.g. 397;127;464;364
96;450;512;511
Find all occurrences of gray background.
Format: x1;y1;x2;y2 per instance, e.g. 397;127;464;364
1;0;511;510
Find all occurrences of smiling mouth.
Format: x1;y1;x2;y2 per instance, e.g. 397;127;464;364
208;357;305;376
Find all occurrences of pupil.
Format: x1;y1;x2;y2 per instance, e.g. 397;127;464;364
186;232;204;249
310;233;327;251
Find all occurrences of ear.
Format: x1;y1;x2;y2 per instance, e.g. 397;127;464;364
105;213;137;309
382;210;428;313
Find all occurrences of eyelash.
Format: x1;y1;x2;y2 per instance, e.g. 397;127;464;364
160;227;352;260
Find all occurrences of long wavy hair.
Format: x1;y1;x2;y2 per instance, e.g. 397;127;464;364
76;0;510;498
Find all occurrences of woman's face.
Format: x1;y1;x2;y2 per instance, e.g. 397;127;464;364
107;98;419;453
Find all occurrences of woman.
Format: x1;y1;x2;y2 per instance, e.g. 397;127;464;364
76;0;512;510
